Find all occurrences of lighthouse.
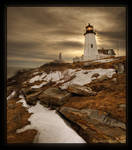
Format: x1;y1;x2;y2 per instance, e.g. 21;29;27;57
83;24;98;61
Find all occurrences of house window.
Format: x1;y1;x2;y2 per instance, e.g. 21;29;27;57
91;44;93;48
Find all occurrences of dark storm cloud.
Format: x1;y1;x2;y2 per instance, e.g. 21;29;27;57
8;49;46;59
7;7;126;69
8;41;41;49
97;31;125;41
51;29;81;36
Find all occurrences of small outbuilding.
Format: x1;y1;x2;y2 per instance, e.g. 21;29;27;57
98;48;116;56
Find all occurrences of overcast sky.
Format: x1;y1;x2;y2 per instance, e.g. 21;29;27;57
7;7;126;69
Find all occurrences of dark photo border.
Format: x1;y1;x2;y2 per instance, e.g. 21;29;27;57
0;0;130;149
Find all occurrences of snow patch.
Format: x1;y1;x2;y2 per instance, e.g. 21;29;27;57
33;72;39;75
64;69;76;75
29;72;47;83
29;71;64;84
60;68;115;89
44;71;64;82
16;96;86;143
7;91;16;101
29;75;40;83
16;95;30;108
31;82;48;89
29;68;115;90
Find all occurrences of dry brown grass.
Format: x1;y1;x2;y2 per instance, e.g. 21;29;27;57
71;56;126;70
64;73;126;123
7;98;37;143
39;62;72;73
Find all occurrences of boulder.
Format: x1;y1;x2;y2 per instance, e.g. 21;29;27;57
94;75;109;82
25;91;42;105
91;73;100;78
67;84;96;96
21;87;42;105
81;108;126;130
38;87;71;107
83;62;92;67
59;106;126;143
21;87;41;96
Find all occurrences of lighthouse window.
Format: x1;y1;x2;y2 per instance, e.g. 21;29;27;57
91;44;93;48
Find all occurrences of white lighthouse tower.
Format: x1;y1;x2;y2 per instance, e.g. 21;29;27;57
83;24;98;61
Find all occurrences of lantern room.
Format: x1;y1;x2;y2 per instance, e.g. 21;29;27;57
84;23;96;35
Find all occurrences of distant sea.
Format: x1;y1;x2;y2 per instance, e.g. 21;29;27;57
7;66;32;79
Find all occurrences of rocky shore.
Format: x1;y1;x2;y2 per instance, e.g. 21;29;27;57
7;56;126;143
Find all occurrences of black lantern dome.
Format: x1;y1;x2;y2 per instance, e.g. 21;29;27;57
84;23;96;35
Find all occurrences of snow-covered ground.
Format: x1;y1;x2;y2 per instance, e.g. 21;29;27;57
29;71;64;84
31;82;47;89
7;91;16;101
33;72;39;75
60;68;115;89
28;67;116;90
28;57;117;89
29;72;47;83
16;95;86;143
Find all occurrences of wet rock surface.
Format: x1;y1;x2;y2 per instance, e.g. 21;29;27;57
25;91;42;105
59;70;126;143
59;106;126;143
39;87;71;108
67;84;96;96
21;87;42;105
21;87;41;95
